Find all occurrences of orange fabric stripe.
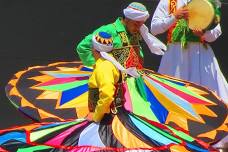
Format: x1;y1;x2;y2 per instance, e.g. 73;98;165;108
112;116;151;148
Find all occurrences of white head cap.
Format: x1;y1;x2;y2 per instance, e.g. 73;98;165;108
123;2;149;22
92;32;113;52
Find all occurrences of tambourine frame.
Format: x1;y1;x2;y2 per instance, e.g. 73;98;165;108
185;0;215;30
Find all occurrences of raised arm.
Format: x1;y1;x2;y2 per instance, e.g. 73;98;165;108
151;0;176;35
202;24;222;42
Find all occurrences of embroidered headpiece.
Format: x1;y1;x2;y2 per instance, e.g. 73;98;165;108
92;32;113;52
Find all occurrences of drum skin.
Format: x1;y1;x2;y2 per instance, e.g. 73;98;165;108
185;0;215;30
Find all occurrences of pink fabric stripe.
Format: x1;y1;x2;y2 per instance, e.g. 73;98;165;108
38;77;88;87
45;121;88;145
69;147;99;152
0;147;7;152
149;77;209;104
123;82;133;112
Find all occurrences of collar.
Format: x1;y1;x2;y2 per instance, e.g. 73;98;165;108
113;17;127;33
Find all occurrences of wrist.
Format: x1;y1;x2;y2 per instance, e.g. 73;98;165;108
200;35;205;43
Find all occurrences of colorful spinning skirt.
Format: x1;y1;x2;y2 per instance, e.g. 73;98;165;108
0;110;215;152
4;61;228;144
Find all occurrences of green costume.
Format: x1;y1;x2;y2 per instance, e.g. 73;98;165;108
76;18;144;66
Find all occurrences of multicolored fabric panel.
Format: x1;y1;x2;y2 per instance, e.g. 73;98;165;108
0;111;213;152
5;62;227;143
5;62;91;122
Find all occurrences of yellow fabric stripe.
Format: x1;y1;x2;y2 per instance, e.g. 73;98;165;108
112;116;151;148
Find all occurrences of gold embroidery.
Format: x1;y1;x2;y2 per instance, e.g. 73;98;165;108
119;32;129;46
111;26;143;69
130;33;141;45
112;45;142;69
112;47;131;66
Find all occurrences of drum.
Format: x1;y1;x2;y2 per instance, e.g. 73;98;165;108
185;0;215;30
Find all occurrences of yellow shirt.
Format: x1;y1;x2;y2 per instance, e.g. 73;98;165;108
88;58;120;122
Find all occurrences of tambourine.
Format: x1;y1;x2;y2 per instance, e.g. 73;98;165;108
185;0;215;30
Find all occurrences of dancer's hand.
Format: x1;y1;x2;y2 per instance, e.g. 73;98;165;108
173;7;189;20
192;29;204;37
86;112;94;121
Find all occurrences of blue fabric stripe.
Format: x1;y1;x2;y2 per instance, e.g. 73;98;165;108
35;122;69;130
80;67;93;72
35;119;85;131
0;132;26;144
60;84;88;105
154;75;185;86
129;115;176;145
163;79;185;86
145;85;168;123
186;143;209;152
45;72;89;78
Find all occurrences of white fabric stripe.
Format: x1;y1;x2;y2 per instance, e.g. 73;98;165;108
78;123;105;147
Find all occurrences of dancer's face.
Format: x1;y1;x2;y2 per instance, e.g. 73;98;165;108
92;48;101;60
124;18;145;35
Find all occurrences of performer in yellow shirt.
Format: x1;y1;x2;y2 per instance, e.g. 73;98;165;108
87;30;147;122
87;31;125;122
88;57;119;122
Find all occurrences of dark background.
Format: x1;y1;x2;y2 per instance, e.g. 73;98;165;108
0;0;227;129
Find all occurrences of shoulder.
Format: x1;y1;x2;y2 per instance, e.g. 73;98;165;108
94;58;119;76
158;0;168;4
96;58;116;70
94;22;117;35
155;0;169;9
94;58;120;81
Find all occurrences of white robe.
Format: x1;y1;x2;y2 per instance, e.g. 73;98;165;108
151;0;228;103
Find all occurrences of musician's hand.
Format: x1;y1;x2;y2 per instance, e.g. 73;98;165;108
86;112;94;121
192;29;204;37
173;7;189;20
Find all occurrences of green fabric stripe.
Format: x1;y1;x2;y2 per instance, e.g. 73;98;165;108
39;80;88;91
30;120;83;142
135;76;147;101
8;96;19;108
126;78;159;122
167;126;194;142
17;145;52;152
150;75;209;102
